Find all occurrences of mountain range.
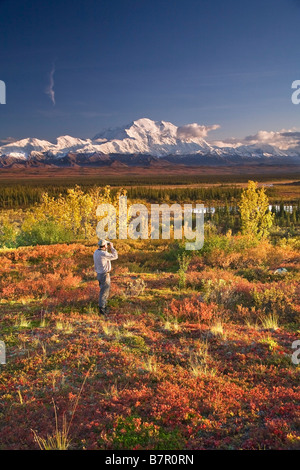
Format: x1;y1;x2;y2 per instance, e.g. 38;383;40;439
0;118;299;168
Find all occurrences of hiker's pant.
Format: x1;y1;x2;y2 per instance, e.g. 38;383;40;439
97;272;111;308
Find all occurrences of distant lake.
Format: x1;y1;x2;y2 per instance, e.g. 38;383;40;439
190;204;298;215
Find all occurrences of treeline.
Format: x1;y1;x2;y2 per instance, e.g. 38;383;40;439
0;182;295;211
0;183;245;208
0;184;122;209
126;186;243;202
0;184;68;208
272;201;300;228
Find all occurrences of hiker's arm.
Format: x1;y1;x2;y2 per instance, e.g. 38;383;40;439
105;244;118;260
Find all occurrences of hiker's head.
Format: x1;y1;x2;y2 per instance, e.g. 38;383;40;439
98;239;108;250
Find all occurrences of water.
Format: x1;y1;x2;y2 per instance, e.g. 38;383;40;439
190;204;298;214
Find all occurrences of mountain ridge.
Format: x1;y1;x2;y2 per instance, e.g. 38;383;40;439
1;118;300;165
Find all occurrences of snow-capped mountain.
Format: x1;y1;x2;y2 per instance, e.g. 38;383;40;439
0;135;88;159
92;118;215;156
0;137;55;160
0;118;299;162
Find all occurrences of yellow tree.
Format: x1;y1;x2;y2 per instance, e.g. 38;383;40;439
239;181;274;239
21;185;128;242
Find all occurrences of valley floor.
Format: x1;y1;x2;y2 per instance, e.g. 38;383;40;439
0;164;300;183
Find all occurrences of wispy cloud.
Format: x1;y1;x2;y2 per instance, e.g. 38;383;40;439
45;63;56;105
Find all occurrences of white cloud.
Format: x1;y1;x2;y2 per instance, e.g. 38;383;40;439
243;129;300;150
177;123;220;140
210;128;300;150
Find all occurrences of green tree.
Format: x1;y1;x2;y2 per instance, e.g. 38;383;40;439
239;181;274;239
177;252;191;290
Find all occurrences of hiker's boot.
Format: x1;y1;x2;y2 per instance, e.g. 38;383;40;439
98;307;106;317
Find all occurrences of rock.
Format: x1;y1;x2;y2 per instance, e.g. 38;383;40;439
274;268;288;274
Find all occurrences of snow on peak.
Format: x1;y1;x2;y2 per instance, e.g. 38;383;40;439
0;137;53;159
91;118;214;156
56;135;87;147
54;135;91;156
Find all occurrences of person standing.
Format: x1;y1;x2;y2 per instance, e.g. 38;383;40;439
93;239;118;316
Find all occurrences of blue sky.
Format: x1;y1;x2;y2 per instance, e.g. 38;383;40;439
0;0;300;142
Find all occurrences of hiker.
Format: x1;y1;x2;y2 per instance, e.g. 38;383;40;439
93;239;118;316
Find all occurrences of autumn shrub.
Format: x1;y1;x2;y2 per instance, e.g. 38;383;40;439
202;279;235;308
202;278;253;311
265;242;298;269
121;334;149;354
252;282;299;323
0;214;19;248
197;232;299;273
187;266;238;284
1;242;88;263
238;240;272;268
46;282;98;307
200;233;231;257
199;232;261;268
1;271;82;301
104;415;184;450
124;278;146;297
17;219;74;246
237;266;272;282
281;237;300;251
164;296;221;324
185;270;203;288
